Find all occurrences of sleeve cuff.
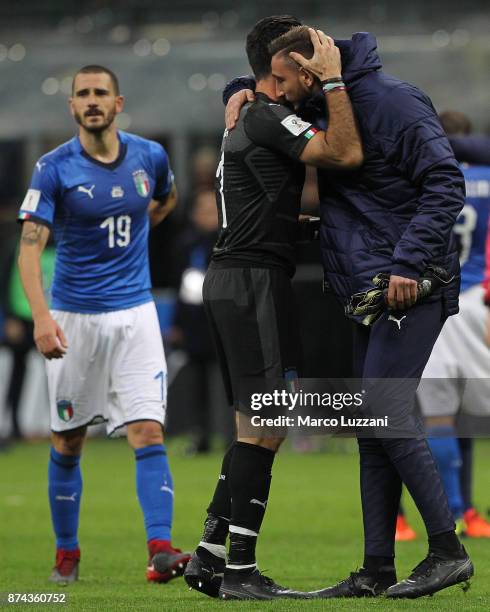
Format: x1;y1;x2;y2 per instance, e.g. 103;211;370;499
223;76;256;106
152;190;170;202
390;263;421;280
17;213;52;228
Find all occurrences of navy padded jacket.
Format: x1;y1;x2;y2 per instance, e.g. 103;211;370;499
318;33;464;317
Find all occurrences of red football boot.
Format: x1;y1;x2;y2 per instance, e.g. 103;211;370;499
48;548;80;585
146;540;191;583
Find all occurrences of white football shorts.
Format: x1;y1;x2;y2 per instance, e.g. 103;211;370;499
46;301;167;435
418;285;490;417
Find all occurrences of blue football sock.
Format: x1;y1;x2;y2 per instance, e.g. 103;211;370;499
48;448;82;551
135;444;173;542
427;427;464;519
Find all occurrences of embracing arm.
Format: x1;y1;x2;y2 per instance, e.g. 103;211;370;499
18;221;67;358
299;90;362;169
292;30;363;169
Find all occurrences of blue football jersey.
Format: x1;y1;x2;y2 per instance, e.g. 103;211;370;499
18;131;174;313
454;165;490;291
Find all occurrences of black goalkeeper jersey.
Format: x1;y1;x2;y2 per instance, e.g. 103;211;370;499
212;92;317;276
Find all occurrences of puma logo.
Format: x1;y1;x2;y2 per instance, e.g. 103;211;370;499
55;492;77;502
388;314;407;330
250;498;267;509
360;583;378;595
160;485;174;496
77;184;95;199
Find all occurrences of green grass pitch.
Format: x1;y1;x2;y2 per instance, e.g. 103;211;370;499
1;438;489;611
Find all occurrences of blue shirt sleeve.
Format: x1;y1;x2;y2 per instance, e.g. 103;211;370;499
18;159;59;227
150;141;174;200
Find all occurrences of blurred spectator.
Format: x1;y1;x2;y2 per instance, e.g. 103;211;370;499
167;190;232;452
439;110;472;136
191;146;219;192
1;230;55;440
442;110;490;166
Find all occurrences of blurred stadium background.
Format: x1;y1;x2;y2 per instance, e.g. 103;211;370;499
1;0;489;443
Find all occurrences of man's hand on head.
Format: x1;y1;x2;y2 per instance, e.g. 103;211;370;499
225;89;255;130
387;275;418;311
289;28;342;82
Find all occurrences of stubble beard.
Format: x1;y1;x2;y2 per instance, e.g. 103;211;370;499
74;107;117;135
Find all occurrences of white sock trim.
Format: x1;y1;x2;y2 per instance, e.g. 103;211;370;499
229;525;258;537
226;563;257;571
198;541;227;559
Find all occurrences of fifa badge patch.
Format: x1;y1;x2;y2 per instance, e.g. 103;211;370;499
132;169;150;197
57;400;74;422
21;188;41;212
280;114;312;136
111;185;124;198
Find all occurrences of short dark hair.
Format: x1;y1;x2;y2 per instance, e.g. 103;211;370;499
72;65;120;95
439;110;472;136
268;25;314;65
246;15;302;80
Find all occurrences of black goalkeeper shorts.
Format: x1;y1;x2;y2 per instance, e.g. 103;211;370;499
203;265;301;408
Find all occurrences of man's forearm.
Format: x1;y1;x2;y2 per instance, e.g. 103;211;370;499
324;88;362;167
18;221;51;320
223;76;255;106
18;250;50;320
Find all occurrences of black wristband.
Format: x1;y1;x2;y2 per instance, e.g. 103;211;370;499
320;76;343;85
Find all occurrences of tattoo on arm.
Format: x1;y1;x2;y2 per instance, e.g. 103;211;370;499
21;222;47;246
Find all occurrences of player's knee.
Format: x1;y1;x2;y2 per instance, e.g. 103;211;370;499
237;435;285;452
51;428;86;455
261;436;285;452
127;420;164;449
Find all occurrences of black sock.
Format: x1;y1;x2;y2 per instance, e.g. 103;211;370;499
228;532;257;568
229;442;275;533
363;555;395;573
227;442;276;569
200;513;229;546
207;442;235;521
428;530;463;557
